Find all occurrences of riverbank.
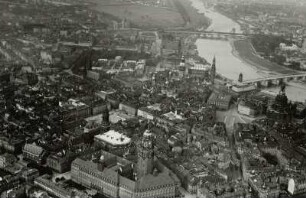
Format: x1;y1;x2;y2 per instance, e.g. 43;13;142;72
190;0;299;79
169;0;210;30
190;0;306;102
229;39;269;78
189;0;242;33
232;39;300;76
213;5;244;30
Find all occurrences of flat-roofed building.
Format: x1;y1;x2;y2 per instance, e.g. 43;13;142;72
94;130;131;150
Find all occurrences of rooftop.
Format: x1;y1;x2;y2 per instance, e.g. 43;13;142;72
110;109;135;121
190;63;211;71
95;130;131;146
163;111;185;121
23;143;44;156
59;98;88;111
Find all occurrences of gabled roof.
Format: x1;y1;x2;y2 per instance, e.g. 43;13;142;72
23;143;44;156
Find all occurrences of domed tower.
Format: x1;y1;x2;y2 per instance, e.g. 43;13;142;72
211;56;216;84
137;129;155;178
267;84;295;125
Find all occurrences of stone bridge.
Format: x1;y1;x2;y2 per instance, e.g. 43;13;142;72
164;30;249;40
240;73;306;87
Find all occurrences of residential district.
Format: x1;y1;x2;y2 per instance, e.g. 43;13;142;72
0;0;306;198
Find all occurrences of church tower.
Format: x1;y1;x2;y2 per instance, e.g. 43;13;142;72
238;73;243;83
211;56;216;84
137;129;155;178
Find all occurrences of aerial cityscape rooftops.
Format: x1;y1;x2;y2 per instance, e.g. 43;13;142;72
0;0;305;197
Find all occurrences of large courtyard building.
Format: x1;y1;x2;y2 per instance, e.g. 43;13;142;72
71;129;180;198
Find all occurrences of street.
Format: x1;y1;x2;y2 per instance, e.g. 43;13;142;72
216;104;254;131
216;103;255;149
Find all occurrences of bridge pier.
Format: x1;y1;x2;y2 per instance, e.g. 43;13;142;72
271;79;278;85
271;79;282;86
295;76;304;81
195;32;242;40
200;34;206;39
278;78;284;85
261;80;271;87
254;82;261;88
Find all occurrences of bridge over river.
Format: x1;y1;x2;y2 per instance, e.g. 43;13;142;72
164;30;253;40
239;73;306;87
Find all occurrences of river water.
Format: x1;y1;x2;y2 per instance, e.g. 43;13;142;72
189;0;242;33
195;39;262;80
190;0;306;102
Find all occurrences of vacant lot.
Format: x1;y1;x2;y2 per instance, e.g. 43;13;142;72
90;0;184;29
233;39;299;75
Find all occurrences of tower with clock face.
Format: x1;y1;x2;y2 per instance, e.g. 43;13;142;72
137;129;155;178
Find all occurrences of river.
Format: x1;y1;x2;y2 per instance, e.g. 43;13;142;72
195;39;262;80
189;0;306;102
189;0;242;33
